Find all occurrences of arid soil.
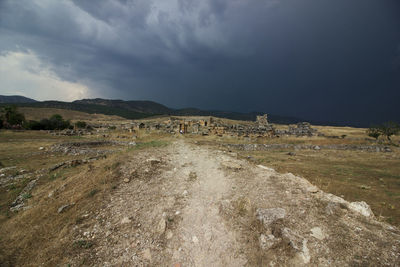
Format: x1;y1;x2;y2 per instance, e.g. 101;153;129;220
69;139;400;266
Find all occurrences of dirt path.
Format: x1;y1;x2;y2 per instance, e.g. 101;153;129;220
169;140;246;266
71;139;400;266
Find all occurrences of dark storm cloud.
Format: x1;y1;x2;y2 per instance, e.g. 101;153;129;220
0;0;399;125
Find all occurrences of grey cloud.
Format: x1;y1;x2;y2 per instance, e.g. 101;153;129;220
0;0;399;126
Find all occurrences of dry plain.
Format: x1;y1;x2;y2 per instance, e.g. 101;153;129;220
0;109;399;266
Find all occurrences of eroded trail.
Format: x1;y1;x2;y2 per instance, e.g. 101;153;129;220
169;140;246;266
71;139;400;266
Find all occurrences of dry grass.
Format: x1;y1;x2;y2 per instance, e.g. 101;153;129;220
186;132;381;146
19;107;127;123
185;126;400;226
1;121;399;265
241;149;400;225
314;124;400;143
0;130;132;265
0;131;82;168
0;131;88;224
0;128;174;266
0;152;125;266
313;125;367;138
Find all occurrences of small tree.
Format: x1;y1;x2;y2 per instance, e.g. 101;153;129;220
0;105;25;128
379;122;399;141
37;114;71;130
367;127;381;140
49;114;71;130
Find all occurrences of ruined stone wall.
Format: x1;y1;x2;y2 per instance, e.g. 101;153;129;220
129;115;319;138
275;122;318;137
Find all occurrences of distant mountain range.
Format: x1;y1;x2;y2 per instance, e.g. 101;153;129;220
0;95;38;103
0;95;315;125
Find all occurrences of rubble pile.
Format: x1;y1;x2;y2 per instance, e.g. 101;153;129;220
50;141;136;155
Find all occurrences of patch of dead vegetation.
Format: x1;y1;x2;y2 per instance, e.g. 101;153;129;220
0;150;129;266
19;107;125;122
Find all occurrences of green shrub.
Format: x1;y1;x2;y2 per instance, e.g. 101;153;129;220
24;120;42;130
379;122;399;141
25;114;71;130
73;240;93;249
48;114;71;130
368;122;399;142
88;189;99;197
75;121;87;129
367;127;381;140
22;193;32;199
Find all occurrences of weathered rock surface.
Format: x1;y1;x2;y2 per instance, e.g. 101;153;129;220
156;218;166;235
58;203;75;213
221;161;242;171
259;234;277;250
120;217;132;224
256;208;286;228
310;227;326;240
348;201;374;217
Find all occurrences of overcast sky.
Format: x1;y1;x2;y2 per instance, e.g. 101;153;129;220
0;0;399;125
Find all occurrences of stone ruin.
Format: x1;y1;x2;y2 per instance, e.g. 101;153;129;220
290;122;318;136
127;117;214;135
48;114;319;139
256;114;269;128
126;114;319;138
275;122;319;137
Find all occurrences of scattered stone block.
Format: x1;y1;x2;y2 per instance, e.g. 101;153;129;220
121;217;132;224
256;208;286;228
310;227;325;240
259;234;277;250
58;203;75;213
257;165;275;172
157;218;166;235
221;161;242;171
348;201;374;217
